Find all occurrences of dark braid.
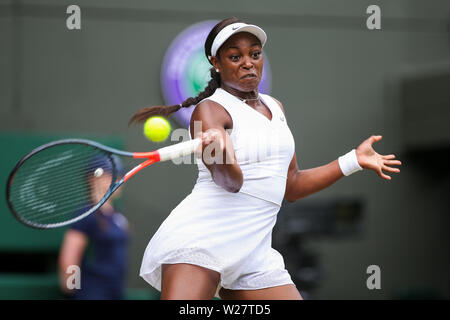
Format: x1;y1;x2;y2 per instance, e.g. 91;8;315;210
128;17;241;125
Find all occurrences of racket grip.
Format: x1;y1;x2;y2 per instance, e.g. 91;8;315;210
157;138;201;162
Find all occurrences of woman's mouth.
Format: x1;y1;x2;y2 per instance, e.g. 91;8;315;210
241;73;257;79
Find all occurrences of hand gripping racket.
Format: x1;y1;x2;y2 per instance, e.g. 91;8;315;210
6;138;200;229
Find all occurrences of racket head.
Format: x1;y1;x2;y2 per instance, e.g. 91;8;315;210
6;139;124;229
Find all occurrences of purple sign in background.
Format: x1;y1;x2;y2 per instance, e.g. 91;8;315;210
161;20;272;128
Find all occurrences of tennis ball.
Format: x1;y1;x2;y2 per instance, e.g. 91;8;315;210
143;116;171;142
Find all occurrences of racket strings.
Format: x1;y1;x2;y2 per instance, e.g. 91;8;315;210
8;143;116;226
11;158;115;196
17;175;111;222
10;152;114;184
12;179;98;223
11;183;93;223
13;184;92;221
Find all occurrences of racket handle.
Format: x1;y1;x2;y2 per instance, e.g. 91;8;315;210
157;138;201;162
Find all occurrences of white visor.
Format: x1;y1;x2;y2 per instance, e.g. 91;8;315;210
209;22;267;58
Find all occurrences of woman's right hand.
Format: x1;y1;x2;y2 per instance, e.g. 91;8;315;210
197;128;227;165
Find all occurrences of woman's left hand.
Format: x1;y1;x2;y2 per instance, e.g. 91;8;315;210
356;135;402;180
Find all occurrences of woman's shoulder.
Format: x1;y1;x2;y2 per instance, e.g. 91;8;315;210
193;98;228;117
191;97;233;128
196;87;222;105
260;93;286;115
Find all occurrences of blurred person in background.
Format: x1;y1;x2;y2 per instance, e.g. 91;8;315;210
58;155;129;300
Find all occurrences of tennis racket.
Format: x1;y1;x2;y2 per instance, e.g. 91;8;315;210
6;138;200;229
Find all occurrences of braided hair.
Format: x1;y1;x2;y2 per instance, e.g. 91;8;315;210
128;17;241;125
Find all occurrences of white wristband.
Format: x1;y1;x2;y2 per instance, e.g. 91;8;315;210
338;149;363;176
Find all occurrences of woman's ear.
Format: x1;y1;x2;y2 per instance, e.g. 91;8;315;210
210;56;220;72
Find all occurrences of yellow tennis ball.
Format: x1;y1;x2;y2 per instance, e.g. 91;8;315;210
143;116;171;142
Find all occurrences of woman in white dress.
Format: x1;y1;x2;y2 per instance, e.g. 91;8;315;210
129;17;401;300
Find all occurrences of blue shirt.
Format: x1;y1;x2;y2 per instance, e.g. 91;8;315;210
70;211;129;300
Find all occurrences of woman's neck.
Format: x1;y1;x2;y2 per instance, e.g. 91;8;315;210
220;84;259;101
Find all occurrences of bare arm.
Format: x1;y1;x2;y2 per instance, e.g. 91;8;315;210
58;229;88;294
190;100;243;193
271;98;402;202
284;153;344;202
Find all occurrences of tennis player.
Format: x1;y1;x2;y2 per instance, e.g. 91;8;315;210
131;17;401;300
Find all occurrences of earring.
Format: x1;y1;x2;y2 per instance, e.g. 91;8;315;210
215;69;219;73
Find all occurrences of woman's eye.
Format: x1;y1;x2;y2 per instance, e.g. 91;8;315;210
252;52;261;59
230;55;240;61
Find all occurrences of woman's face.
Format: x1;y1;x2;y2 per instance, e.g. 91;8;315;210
212;32;264;93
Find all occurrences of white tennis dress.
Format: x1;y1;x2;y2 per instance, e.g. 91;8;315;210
140;88;296;292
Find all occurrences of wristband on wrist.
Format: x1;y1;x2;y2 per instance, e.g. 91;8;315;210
338;149;363;176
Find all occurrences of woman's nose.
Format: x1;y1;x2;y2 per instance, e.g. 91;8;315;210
241;57;254;70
